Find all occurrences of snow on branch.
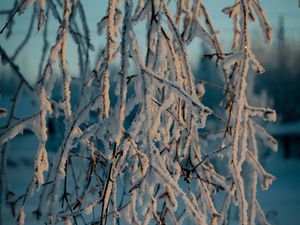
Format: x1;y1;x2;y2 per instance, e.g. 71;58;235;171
0;0;277;225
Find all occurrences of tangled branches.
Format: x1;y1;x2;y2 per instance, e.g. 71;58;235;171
0;0;276;225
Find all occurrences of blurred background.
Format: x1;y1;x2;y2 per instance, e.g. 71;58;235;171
0;0;300;224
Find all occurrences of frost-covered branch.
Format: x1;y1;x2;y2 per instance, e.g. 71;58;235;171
0;0;277;225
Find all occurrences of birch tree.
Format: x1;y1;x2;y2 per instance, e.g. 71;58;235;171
0;0;277;225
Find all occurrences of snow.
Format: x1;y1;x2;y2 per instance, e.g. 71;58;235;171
195;82;205;99
0;0;296;224
33;144;49;189
223;52;243;72
102;69;111;118
252;0;272;44
4;102;300;225
19;206;25;225
222;4;240;18
19;0;36;14
0;113;40;144
257;152;300;225
63;76;72;119
166;185;178;210
3;138;299;225
37;0;46;31
84;201;96;215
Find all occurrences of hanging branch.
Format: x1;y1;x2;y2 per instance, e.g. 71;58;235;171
0;1;277;225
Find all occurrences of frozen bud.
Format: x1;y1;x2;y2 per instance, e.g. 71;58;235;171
196;82;205;99
261;173;276;190
264;109;276;122
85;203;95;215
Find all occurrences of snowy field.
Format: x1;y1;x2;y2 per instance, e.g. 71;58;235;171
257;151;300;225
1;131;300;225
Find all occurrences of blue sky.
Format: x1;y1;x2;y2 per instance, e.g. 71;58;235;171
0;0;299;83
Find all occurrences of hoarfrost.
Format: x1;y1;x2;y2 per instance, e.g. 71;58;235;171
0;0;277;225
19;206;25;225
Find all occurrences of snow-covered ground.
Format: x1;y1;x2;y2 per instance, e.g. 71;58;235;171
1;132;300;225
257;150;300;225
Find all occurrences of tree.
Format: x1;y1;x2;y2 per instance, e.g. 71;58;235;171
255;16;300;123
0;0;277;225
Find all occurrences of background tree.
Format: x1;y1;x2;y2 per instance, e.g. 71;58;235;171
255;16;300;123
0;1;277;225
